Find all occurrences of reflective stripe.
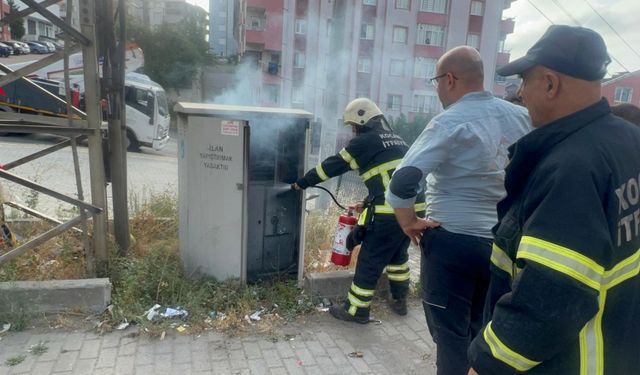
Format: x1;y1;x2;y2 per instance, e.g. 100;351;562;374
339;148;359;170
375;202;425;214
517;236;604;290
603;249;640;288
387;272;410;281
348;304;357;316
483;321;541;372
315;164;329;181
491;243;514;277
579;290;606;375
360;159;402;181
386;262;409;272
350;283;375;297
357;208;368;225
348;292;371;308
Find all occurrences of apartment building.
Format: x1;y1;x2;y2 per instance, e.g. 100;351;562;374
209;0;245;57
216;0;517;160
602;70;640;107
127;0;207;29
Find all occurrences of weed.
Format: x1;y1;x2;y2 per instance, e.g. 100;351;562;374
3;308;32;331
5;355;26;366
28;341;48;356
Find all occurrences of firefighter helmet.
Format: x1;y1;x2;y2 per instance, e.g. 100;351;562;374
343;98;384;126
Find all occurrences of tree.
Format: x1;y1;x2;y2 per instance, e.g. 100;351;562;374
128;18;213;89
390;113;435;146
7;0;25;40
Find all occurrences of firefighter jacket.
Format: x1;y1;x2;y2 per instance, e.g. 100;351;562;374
468;99;640;374
295;128;425;216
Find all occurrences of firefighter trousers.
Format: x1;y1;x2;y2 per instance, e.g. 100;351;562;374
420;227;491;375
343;215;411;318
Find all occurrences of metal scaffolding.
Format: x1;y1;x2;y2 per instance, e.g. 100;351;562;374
0;0;109;276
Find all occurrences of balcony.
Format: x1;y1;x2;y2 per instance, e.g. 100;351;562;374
246;29;265;46
501;18;515;34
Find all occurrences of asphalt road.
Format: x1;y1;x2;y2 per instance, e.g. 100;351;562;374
0;133;179;218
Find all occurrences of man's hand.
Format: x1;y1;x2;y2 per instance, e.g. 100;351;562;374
353;201;365;213
393;207;440;245
468;368;479;375
291;183;302;191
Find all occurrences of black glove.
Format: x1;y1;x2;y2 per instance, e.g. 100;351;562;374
346;225;366;251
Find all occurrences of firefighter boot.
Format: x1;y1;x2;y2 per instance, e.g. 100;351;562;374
329;304;369;324
389;296;408;316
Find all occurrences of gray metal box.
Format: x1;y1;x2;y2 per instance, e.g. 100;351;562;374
174;103;311;283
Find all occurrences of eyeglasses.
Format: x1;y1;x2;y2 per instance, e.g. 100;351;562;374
429;72;458;88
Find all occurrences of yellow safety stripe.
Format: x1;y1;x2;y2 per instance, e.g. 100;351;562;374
483;321;542;372
517;236;604;290
387;272;410;281
375;202;426;214
386;262;409;272
339;148;359;170
603;249;640;288
350;283;375;297
315;164;329;181
348;304;357;316
357;208;368;225
579;290;606;375
348;292;371;308
360;159;402;181
491;243;514;277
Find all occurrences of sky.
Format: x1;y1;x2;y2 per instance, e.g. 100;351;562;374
188;0;640;75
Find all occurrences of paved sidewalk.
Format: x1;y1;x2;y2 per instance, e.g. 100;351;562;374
0;299;436;375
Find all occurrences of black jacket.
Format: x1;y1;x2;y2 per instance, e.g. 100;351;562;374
469;99;640;374
296;128;421;212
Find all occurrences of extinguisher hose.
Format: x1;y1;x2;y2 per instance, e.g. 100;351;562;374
309;185;347;210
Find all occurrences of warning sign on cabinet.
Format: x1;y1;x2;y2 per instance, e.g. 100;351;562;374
221;121;240;136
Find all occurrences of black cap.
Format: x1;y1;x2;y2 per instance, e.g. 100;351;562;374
497;25;611;81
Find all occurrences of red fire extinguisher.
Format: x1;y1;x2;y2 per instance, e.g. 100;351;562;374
331;208;358;266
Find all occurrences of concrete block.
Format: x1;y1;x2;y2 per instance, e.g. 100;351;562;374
303;270;389;300
0;278;111;314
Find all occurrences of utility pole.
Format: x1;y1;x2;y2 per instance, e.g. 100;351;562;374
102;0;129;254
79;0;109;275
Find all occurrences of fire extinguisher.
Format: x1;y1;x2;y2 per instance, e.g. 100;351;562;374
331;207;358;266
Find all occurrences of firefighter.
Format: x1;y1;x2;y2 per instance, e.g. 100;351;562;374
468;25;640;374
293;98;425;323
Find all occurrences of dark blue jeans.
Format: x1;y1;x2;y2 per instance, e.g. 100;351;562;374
420;227;492;375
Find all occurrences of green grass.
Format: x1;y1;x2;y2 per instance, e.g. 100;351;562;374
28;342;48;356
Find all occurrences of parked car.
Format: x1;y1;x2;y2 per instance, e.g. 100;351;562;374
4;41;23;54
41;41;56;52
18;42;31;54
26;41;48;54
0;42;12;57
44;40;63;51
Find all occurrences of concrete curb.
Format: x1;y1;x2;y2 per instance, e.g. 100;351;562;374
303;270;389;300
0;278;111;314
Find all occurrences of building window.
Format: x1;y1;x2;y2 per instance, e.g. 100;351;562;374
615;87;633;103
390;59;405;76
363;0;377;5
294;51;306;68
414;57;437;79
413;93;439;113
248;16;264;31
466;33;480;49
393;26;408;44
360;23;375;40
470;0;483;16
295;19;307;34
416;24;445;46
387;95;402;111
358;57;372;73
264;84;280;103
396;0;410;9
420;0;447;13
27;19;36;35
292;86;304;104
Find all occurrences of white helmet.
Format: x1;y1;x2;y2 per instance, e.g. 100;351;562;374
343;98;383;127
